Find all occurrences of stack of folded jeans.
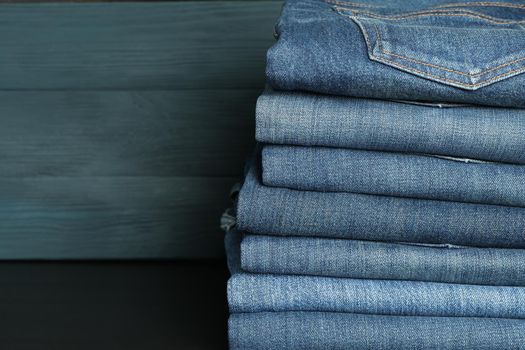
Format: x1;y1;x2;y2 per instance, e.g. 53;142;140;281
224;0;525;348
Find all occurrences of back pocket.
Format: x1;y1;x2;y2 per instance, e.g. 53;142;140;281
330;2;525;90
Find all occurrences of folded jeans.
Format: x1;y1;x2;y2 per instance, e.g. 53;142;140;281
240;233;525;286
237;154;525;248
225;231;525;319
229;312;525;350
228;272;525;318
256;89;525;164
261;145;525;207
267;0;525;107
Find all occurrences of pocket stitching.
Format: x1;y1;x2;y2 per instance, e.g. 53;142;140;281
352;16;525;88
328;1;525;10
435;2;525;10
325;0;377;8
338;8;525;24
371;23;525;77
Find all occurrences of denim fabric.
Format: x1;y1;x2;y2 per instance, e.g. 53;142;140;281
261;145;525;207
241;234;525;286
256;89;525;164
237;156;525;248
225;226;242;275
267;0;525;107
228;272;525;318
225;229;525;318
230;312;525;350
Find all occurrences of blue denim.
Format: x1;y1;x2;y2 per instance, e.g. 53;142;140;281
256;89;525;164
262;145;525;207
228;272;525;318
225;230;525;319
241;234;525;286
237;155;525;248
225;225;242;275
267;0;525;107
230;312;525;350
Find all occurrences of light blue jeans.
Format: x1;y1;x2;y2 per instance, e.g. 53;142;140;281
228;272;525;319
256;89;525;164
241;234;525;286
237;154;525;248
225;224;525;348
261;145;525;207
267;0;525;107
230;312;525;349
226;231;525;319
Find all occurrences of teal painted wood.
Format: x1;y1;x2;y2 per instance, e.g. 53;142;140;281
0;176;236;258
0;90;256;177
0;1;281;90
0;1;279;258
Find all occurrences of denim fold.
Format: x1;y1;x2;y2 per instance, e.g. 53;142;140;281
229;0;525;345
228;272;525;318
241;234;525;286
267;0;525;107
256;89;525;164
229;312;525;350
225;231;525;319
261;145;525;207
237;156;525;248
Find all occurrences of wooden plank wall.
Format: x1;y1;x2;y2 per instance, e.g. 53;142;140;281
0;1;282;258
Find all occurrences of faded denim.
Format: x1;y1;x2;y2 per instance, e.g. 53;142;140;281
267;0;525;107
241;234;525;286
237;155;525;248
225;231;525;319
262;145;525;207
256;89;525;164
230;312;525;350
228;272;525;318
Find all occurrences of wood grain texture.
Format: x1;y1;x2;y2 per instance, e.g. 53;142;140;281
0;176;237;259
0;1;281;90
0;90;255;177
0;1;276;258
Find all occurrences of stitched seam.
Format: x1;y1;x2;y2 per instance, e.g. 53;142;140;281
377;12;517;24
355;17;525;87
346;8;525;24
435;2;525;9
384;46;525;77
378;51;525;87
372;23;525;84
371;23;525;77
327;1;525;10
324;0;377;8
335;8;525;78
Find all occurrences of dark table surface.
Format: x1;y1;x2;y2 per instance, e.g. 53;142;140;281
0;260;229;350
